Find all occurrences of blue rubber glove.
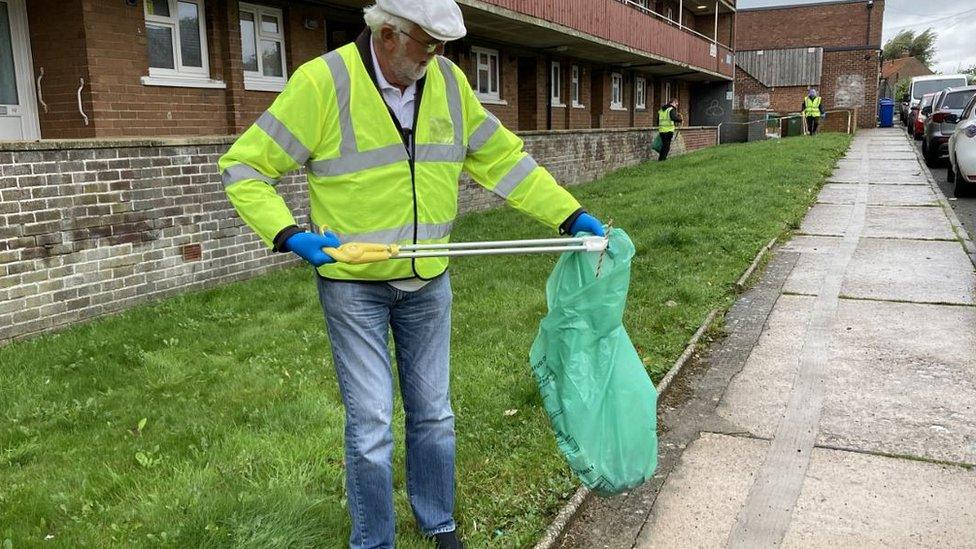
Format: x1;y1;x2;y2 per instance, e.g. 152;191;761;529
569;213;606;237
284;231;340;267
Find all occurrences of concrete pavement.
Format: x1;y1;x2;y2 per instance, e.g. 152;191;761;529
556;128;976;548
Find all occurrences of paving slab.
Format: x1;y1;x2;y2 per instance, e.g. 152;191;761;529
783;448;976;548
717;295;976;465
828;170;928;185
836;159;921;171
799;204;956;240
635;433;767;549
816;183;938;206
636;433;976;548
782;238;976;304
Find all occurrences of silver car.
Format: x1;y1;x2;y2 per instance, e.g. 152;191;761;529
923;86;976;167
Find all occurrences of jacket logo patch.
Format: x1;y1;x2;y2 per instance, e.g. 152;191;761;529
427;117;455;144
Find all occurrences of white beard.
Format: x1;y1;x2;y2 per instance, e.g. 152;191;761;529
390;42;429;83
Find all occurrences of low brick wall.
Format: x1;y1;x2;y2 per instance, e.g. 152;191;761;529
0;126;716;344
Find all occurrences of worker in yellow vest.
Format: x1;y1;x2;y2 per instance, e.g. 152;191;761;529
803;88;825;135
657;97;682;161
218;1;603;547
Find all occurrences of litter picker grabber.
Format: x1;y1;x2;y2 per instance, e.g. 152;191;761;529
322;235;609;265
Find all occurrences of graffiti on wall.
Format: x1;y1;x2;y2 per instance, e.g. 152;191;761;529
834;75;865;108
742;93;771;109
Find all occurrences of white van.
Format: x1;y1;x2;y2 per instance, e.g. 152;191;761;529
907;74;969;111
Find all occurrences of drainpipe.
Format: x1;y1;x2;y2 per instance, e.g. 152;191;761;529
714;2;719;43
865;0;874;46
679;0;683;27
546;56;552;130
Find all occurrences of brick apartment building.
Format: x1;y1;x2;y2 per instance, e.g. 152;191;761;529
733;0;884;129
2;0;737;141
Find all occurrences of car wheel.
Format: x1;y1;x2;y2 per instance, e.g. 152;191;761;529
952;162;973;198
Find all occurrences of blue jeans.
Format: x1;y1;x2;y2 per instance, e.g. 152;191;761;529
316;273;457;549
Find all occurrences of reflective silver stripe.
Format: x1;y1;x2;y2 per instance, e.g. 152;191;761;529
308;144;408;177
437;57;464;146
222;163;279;187
415;144;466;163
417;221;454;241
323;51;357;155
255;111;311;166
467;113;500;152
336;221;453;244
492;155;537;198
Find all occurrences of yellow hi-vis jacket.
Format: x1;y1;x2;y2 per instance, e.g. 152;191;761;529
658;107;676;134
804;96;822;118
219;34;582;282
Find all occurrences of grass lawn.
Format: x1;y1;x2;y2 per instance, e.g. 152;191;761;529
0;134;851;548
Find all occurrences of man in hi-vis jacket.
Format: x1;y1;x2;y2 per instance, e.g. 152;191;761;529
219;1;604;547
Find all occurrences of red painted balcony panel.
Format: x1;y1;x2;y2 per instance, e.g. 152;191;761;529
479;0;733;78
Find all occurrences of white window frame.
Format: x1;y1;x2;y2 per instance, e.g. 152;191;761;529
239;2;288;92
142;0;225;89
550;61;564;107
666;6;674;21
664;81;672;104
471;46;503;103
610;72;625;110
635;76;646;110
571;65;583;108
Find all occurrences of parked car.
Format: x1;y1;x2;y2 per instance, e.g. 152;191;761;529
911;92;937;140
923;86;976;167
947;94;976;197
903;74;969;125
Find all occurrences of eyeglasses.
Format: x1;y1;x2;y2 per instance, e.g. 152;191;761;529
399;30;445;54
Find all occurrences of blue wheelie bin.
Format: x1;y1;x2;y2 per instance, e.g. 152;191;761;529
878;98;894;128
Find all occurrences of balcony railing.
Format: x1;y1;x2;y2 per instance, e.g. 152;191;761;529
478;0;734;78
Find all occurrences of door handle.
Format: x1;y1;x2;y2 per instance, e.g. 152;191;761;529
37;67;48;113
77;78;88;126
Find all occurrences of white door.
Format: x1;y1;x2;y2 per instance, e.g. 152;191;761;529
0;0;39;141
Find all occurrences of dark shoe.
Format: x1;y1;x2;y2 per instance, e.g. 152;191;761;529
434;530;465;549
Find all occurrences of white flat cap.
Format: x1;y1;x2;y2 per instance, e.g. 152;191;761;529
376;0;467;42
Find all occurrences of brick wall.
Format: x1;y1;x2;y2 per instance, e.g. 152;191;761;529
736;52;880;129
736;0;884;50
0;126;716;344
455;43;520;129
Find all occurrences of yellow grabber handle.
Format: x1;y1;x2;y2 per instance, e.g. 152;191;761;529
323;242;401;265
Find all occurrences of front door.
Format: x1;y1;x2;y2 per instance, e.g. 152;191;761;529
0;0;39;141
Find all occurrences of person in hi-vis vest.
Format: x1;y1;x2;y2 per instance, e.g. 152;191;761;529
803;88;825;135
218;1;605;547
657;97;682;161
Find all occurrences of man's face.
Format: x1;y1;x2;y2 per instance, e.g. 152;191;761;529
379;24;445;85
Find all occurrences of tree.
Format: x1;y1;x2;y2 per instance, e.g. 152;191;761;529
963;65;976;85
882;29;938;68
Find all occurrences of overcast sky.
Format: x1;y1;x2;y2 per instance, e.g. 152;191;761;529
738;0;976;74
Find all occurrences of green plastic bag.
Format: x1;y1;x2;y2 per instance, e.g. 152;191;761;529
529;228;658;496
651;133;663;153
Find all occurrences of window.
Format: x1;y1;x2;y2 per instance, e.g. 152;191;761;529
472;47;500;102
664;81;672;104
143;0;223;88
611;73;624;110
551;62;563;106
571;65;582;108
635;77;646;110
239;3;288;91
